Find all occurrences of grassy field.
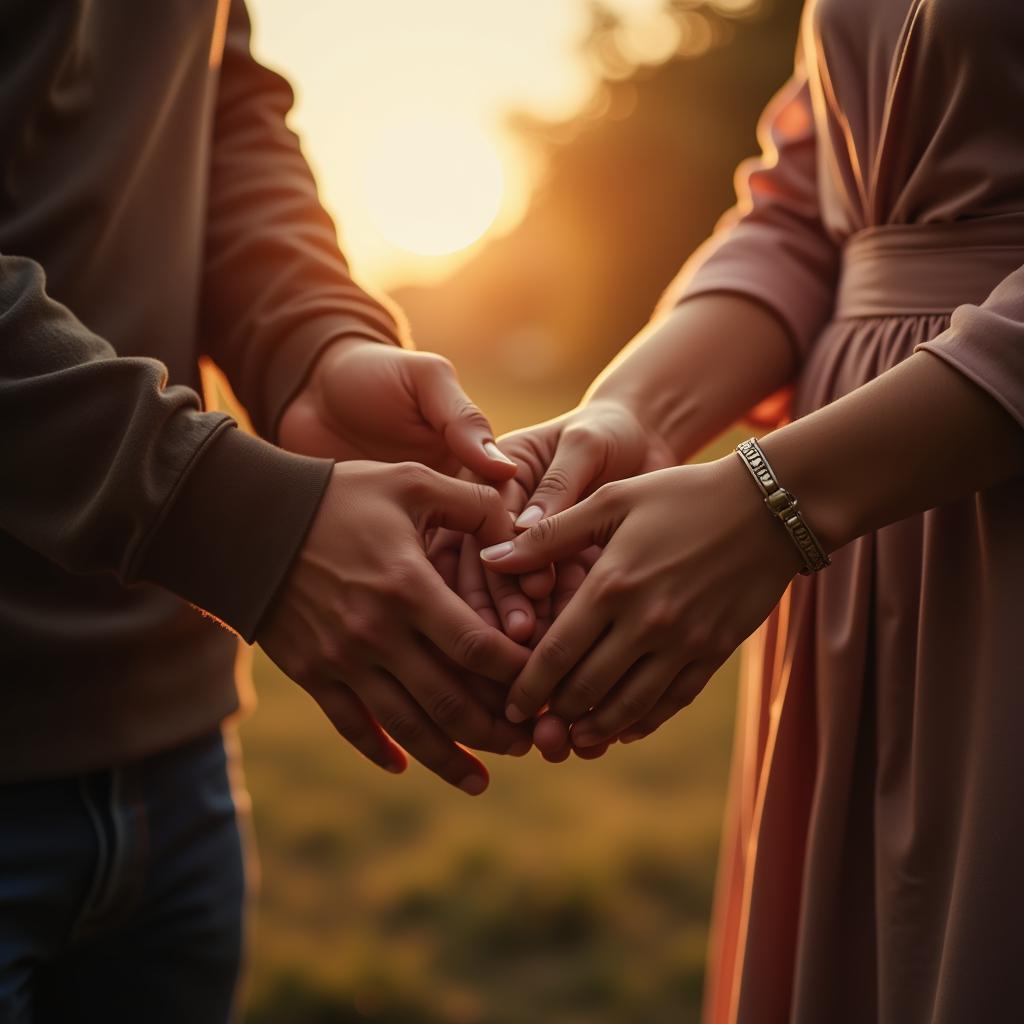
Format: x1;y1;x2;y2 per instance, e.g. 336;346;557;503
240;647;737;1024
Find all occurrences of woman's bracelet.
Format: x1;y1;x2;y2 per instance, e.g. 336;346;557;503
734;437;831;576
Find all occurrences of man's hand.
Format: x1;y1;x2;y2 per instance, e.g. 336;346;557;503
257;460;533;795
278;338;518;481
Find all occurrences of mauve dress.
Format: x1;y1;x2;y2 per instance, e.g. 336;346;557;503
666;1;1024;1021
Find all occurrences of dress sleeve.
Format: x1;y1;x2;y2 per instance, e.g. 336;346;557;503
662;56;839;361
917;265;1024;431
0;254;332;642
199;0;407;441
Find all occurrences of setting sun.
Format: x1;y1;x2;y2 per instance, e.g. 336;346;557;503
356;115;505;257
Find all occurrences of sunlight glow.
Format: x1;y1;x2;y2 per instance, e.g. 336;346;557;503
248;0;744;286
356;115;505;257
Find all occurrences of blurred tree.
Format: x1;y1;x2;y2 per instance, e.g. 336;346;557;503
393;0;805;413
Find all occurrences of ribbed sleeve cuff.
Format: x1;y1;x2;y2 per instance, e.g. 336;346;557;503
263;314;408;441
665;225;838;359
137;424;333;641
917;305;1024;431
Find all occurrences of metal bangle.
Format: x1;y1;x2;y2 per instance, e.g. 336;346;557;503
734;437;831;576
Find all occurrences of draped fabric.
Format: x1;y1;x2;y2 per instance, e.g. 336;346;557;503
668;2;1024;1020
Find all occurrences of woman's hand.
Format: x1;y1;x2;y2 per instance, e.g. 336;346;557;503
499;399;675;526
480;455;804;750
277;337;518;481
440;399;676;643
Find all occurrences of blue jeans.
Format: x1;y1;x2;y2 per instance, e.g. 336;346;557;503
0;729;250;1023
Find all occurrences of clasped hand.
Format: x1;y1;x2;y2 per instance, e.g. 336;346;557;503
259;335;800;792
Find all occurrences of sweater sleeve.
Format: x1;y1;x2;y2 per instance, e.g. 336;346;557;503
0;255;332;641
663;54;839;361
199;0;407;441
918;264;1024;431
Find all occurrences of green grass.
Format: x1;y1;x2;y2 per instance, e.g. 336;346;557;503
240;648;736;1024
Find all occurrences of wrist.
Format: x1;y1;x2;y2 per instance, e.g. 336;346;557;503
707;454;808;579
306;334;378;390
581;389;676;462
755;430;860;554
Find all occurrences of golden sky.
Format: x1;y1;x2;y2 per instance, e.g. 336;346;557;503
247;0;690;290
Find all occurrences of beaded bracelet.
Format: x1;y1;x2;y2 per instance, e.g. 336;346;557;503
735;437;831;576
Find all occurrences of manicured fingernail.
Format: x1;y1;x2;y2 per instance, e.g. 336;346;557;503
619;730;645;744
483;441;515;466
459;774;488;796
506;610;529;633
480;541;515;561
572;727;601;748
507;738;532;757
505;703;527;723
385;760;406;774
515;505;544;528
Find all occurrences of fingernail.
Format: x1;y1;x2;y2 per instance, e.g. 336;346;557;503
480;541;514;561
572;727;601;748
483;441;516;466
506;610;529;633
459;774;488;796
505;703;527;723
619;729;645;744
507;738;532;757
515;505;544;529
384;759;406;774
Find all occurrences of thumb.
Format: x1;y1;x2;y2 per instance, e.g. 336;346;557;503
404;466;515;550
479;488;625;574
414;354;517;482
514;429;605;529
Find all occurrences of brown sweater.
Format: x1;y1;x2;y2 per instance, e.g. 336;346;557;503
0;0;402;780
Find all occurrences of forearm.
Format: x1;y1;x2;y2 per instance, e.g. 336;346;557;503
586;293;796;461
0;254;332;641
202;0;404;440
759;351;1024;552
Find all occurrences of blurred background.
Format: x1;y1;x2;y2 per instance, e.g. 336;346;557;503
238;1;803;1021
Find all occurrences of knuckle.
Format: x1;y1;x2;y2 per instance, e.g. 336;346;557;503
379;558;421;602
317;636;348;673
381;710;424;747
340;613;387;656
594;479;624;506
454;399;489;429
638;600;677;639
592;565;631;601
420;351;455;377
395;460;435;498
449;624;492;669
427;688;471;731
682;620;715;653
536;634;572;676
562;421;600;446
563;674;605;711
617;689;654;722
468;481;502;519
534;464;573;497
527;515;559;547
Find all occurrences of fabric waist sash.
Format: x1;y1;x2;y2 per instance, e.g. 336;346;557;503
835;214;1024;318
